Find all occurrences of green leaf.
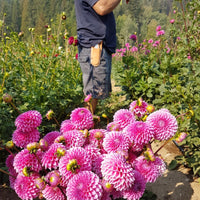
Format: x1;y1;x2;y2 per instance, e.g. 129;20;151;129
168;160;178;170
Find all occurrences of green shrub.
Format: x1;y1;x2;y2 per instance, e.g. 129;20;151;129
113;0;200;176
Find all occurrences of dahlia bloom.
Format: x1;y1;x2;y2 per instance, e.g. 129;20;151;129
156;25;161;32
106;122;121;131
129;34;137;41
57;130;85;149
13;149;43;174
124;121;154;145
129;99;148;118
170;19;175;24
45;170;61;187
92;154;105;178
59;147;92;184
14;173;40;200
15;110;42;132
70;107;94;130
101;153;135;191
113;109;135;130
42;185;66;200
146;109;178;140
103;131;130;154
12;129;40;148
42;143;66;170
60;120;76;134
66;171;103;200
134;155;166;183
156;30;165;36
43;131;61;147
130;46;138;52
6;154;16;175
148;39;153;43
68;36;74;45
6;154;18;189
88;129;107;148
122;170;146;200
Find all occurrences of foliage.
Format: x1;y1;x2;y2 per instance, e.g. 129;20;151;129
0;14;83;141
113;0;200;176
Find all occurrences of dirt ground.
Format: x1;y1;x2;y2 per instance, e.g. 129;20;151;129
146;140;200;200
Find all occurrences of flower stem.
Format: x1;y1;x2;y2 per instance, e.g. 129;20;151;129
0;168;16;178
53;116;60;128
10;101;21;114
154;140;171;155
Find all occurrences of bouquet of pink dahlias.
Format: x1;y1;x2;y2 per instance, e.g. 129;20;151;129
4;99;181;200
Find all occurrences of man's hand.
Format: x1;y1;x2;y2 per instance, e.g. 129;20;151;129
93;0;121;16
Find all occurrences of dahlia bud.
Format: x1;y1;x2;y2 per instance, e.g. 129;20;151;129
35;177;46;190
22;166;31;177
84;94;92;102
94;131;104;140
39;139;48;151
6;140;14;149
137;97;143;106
174;132;188;143
49;171;61;187
186;110;194;118
67;159;80;172
3;93;12;103
54;135;66;145
146;104;155;113
46;110;54;120
82;129;89;138
18;31;24;37
102;113;107;118
144;146;156;162
56;147;66;158
102;179;114;192
27;142;39;153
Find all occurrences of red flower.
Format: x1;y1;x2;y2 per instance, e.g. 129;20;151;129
68;36;74;45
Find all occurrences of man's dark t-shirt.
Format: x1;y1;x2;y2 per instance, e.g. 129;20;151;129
75;0;116;53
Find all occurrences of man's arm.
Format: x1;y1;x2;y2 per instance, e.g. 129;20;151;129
93;0;121;16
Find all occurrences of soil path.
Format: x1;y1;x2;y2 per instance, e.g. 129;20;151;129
146;140;200;200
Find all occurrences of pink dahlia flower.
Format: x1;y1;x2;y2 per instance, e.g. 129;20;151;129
101;153;135;191
156;30;165;36
42;143;66;170
6;154;18;189
107;122;121;131
124;121;154;145
59;147;92;184
14;173;40;200
84;144;101;161
134;155;166;183
92;154;105;178
13;149;43;174
113;109;135;130
45;170;61;187
122;170;146;200
103;131;129;154
156;25;161;32
129;99;148;118
43;131;61;147
62;130;85;149
146;109;178;140
70;107;94;130
66;171;103;200
6;154;17;175
15;110;42;132
42;185;66;200
60;119;76;134
12;128;40;148
88;129;107;148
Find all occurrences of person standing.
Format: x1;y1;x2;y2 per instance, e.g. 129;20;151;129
74;0;122;114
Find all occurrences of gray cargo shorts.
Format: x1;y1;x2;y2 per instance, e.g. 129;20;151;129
78;45;112;99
